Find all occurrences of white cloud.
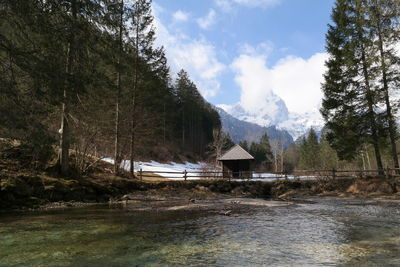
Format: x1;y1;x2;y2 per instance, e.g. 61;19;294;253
272;54;328;113
231;46;328;116
197;9;217;30
172;10;189;23
153;11;225;98
216;0;280;12
239;42;274;56
215;0;234;12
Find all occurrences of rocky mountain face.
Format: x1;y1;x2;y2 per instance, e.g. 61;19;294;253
216;107;294;148
218;96;324;140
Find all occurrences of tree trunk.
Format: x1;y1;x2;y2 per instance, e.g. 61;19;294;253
60;87;70;175
182;108;185;147
361;47;384;174
114;97;120;172
129;15;139;178
60;0;77;175
114;0;124;175
130;115;135;177
163;102;166;145
365;144;371;169
361;150;366;170
375;5;399;169
355;3;384;175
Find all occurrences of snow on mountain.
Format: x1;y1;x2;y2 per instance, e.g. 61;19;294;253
217;94;324;140
216;107;293;147
220;94;289;126
279;111;324;140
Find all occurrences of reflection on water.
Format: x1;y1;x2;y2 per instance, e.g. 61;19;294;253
0;198;400;266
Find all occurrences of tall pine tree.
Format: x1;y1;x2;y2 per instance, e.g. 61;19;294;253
322;0;389;174
368;0;400;169
127;0;155;177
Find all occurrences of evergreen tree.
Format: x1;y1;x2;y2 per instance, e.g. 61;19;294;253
319;135;339;169
260;133;273;166
239;141;249;151
354;0;385;173
298;129;320;169
322;0;388;174
174;69;221;156
126;0;155;177
368;0;400;169
322;0;364;161
103;0;127;174
249;133;273;170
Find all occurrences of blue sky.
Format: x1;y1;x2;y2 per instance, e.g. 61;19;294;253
152;0;335;116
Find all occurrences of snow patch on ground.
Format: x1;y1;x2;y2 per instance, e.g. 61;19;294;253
103;158;318;182
103;158;210;180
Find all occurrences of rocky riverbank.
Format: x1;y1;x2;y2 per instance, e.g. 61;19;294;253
2;171;400;211
0;173;274;210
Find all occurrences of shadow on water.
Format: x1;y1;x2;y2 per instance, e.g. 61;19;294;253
0;198;400;266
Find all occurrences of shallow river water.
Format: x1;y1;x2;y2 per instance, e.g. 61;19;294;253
1;198;400;266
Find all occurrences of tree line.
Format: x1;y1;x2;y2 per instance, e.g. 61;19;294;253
282;127;399;173
0;0;221;176
283;129;339;172
237;129;338;173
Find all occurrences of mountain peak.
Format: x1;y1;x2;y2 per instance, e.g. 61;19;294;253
218;92;290;126
216;107;294;147
218;98;323;139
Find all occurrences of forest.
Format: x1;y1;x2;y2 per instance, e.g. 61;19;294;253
0;0;221;177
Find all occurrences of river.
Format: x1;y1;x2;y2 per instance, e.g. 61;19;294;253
1;198;399;266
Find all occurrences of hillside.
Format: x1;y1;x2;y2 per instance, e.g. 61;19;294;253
0;2;221;174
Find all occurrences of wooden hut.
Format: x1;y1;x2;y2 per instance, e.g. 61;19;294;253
218;144;254;178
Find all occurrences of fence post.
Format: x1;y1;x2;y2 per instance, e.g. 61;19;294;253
332;168;336;179
139;168;143;181
184;170;187;181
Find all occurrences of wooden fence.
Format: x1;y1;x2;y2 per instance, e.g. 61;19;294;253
136;168;400;181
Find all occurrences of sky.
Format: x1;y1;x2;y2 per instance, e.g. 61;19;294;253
152;0;335;116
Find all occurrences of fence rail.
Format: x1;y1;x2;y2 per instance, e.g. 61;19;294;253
135;168;400;181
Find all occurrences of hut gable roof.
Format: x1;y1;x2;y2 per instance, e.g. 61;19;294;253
218;145;254;161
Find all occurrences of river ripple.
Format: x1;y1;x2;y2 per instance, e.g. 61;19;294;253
0;198;399;266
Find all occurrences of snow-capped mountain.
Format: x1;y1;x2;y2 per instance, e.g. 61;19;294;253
218;95;324;140
218;90;290;126
216;107;293;148
279;111;324;140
